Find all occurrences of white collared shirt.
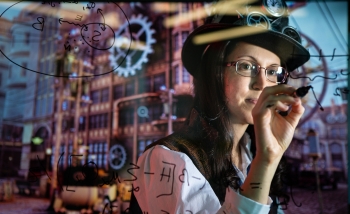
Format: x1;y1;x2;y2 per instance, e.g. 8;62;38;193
132;134;284;214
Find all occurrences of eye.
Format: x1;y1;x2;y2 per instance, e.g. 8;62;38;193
266;69;276;75
238;61;254;70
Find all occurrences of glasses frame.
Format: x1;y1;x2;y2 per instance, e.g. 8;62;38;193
224;60;289;84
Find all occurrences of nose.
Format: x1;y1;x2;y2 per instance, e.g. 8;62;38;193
251;67;270;90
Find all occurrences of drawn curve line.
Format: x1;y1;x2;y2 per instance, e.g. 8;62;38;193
289;73;337;81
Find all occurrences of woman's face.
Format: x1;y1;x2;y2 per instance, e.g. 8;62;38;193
224;42;280;125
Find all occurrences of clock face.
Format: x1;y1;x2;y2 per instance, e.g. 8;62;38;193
263;0;287;17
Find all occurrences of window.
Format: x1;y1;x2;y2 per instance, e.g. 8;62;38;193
329;128;338;138
119;108;134;126
35;98;41;117
113;84;123;100
138;103;163;123
174;32;180;51
25;32;30;45
330;143;343;169
91;90;100;104
8;66;11;78
88;141;108;169
100;113;108;128
41;97;47;115
45;60;50;74
89;113;108;129
39;61;44;73
68;144;73;154
79;116;86;131
183;66;190;83
153;73;165;92
47;95;53;114
62;100;68;111
138;76;152;93
125;81;135;96
41;43;46;58
151;103;163;120
101;88;109;103
95;114;100;129
89;115;96;129
174;65;180;84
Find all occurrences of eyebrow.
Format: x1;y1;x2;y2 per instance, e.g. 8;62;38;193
236;55;281;67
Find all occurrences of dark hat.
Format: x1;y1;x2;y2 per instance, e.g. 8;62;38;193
182;0;310;78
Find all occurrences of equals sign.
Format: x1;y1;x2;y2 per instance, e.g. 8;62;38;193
250;183;261;189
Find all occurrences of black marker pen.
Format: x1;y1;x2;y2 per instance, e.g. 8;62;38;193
279;86;312;116
294;85;312;98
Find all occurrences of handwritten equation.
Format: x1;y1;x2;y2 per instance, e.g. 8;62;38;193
0;1;131;77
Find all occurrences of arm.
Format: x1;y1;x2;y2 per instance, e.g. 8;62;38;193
240;85;304;204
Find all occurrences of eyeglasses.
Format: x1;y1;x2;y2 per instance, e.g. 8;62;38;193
225;60;289;84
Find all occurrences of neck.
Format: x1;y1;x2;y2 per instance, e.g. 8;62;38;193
231;123;249;170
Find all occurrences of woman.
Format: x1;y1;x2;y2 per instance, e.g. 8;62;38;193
130;1;310;213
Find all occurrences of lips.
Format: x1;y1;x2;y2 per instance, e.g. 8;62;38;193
246;98;258;104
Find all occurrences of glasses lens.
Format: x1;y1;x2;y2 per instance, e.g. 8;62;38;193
236;60;257;77
266;67;286;83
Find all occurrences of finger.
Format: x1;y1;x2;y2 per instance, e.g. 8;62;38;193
268;101;290;112
283;98;305;125
259;85;296;101
271;94;298;105
289;98;305;116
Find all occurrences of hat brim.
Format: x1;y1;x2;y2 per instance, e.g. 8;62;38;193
182;23;310;78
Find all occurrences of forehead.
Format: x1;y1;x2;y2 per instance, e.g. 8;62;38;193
225;42;281;65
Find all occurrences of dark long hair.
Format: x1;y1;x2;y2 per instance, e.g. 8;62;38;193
191;40;290;204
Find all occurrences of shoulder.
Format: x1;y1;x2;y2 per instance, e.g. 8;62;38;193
144;133;211;178
137;144;194;169
133;145;221;213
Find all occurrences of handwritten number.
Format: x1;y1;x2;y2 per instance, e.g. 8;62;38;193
92;30;101;42
129;183;140;193
334;88;341;96
32;17;45;31
87;2;95;9
178;168;189;186
124;163;140;182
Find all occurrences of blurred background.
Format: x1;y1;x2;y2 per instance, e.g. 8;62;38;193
0;1;347;213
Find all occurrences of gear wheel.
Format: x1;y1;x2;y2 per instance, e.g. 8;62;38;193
109;144;127;170
109;14;155;77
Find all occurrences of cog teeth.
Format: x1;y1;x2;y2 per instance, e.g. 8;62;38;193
110;14;155;78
